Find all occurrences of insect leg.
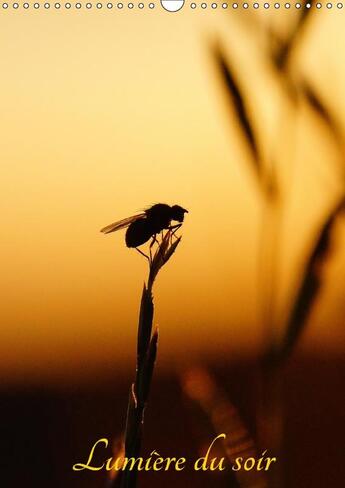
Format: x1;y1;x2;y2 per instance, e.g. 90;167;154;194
150;234;159;247
169;224;182;242
149;234;159;263
135;247;150;262
169;224;182;232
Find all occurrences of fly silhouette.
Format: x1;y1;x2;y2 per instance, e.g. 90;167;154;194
101;203;188;260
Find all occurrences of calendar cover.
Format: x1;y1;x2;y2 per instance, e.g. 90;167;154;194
1;3;344;488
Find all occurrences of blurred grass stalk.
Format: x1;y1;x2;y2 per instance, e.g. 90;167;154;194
212;5;345;487
107;230;182;488
182;367;268;488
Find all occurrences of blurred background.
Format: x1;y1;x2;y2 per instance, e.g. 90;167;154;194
0;4;344;488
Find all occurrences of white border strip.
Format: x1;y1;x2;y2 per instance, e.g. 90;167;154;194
0;1;343;9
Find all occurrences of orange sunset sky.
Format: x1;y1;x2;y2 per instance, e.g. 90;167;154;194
1;6;345;384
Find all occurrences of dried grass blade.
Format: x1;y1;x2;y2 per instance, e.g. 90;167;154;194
137;284;154;368
212;42;260;176
302;81;343;147
277;196;345;362
273;0;314;69
139;329;159;404
123;384;142;455
163;236;181;265
148;232;181;287
121;385;143;488
148;232;171;286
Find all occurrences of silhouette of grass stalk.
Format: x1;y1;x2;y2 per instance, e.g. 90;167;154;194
108;229;182;488
274;196;345;363
212;7;345;487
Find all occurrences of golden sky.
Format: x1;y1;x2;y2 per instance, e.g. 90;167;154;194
1;7;344;384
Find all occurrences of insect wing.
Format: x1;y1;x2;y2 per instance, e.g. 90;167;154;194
100;213;145;234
